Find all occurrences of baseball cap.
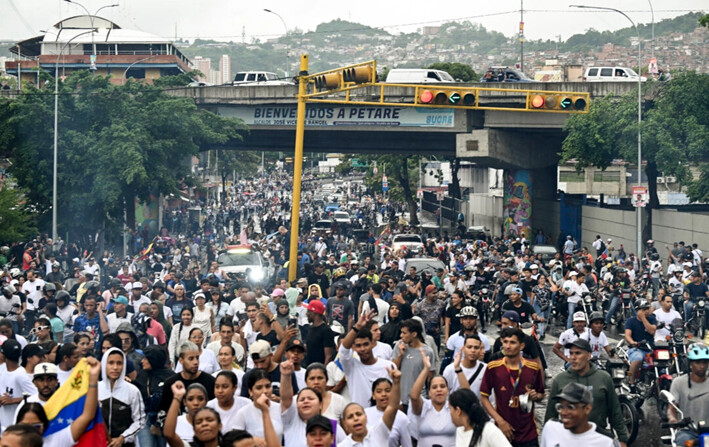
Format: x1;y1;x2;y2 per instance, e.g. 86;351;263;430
23;343;46;359
334;282;348;290
33;362;58;377
568;271;578;277
271;288;285;297
589;311;604;322
296;278;308;286
510;287;523;295
1;339;22;362
131;281;143;289
304;300;326;315
286;339;306;352
306;415;334;434
193;292;207;301
565;338;592;353
114;296;129;305
425;284;438;295
557;382;593;405
501;310;520;323
530;264;539;270
249;340;272;360
572;311;586;322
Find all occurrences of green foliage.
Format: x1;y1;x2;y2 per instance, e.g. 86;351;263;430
561;72;709;203
152;70;203;87
701;14;709;28
0;185;38;244
2;70;246;237
356;154;420;224
426;63;478;82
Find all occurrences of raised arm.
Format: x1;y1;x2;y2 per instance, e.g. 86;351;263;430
409;347;430;416
163;381;186;447
255;393;282;447
383;367;402;431
69;358;101;442
279;360;294;412
342;310;375;350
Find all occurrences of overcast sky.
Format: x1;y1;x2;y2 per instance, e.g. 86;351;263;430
1;0;707;43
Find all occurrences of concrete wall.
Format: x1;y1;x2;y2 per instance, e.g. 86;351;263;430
533;199;561;243
581;207;709;256
467;194;504;238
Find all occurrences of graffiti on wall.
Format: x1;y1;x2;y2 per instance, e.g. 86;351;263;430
503;170;532;240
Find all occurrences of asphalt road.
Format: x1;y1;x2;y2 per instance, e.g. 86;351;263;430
485;321;665;446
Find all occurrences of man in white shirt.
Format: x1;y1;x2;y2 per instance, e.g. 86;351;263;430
0;340;37;430
553;312;590;368
541;382;619;447
106;296;134;333
653;293;683;341
580;312;612;359
443;333;487;397
13;363;60;420
128;282;151;313
338;310;395;406
21;270;45;314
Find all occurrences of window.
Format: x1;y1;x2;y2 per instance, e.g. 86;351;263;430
600;68;613;77
246;73;256;81
588;68;598;76
559;171;585;182
593;171;620;182
427;72;442;81
125;67;145;79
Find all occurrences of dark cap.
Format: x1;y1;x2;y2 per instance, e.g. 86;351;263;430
557;382;593;405
23;343;46;359
501;310;520;323
334;282;348;290
1;339;22;361
286;339;306;352
306;415;334;434
565;338;592;353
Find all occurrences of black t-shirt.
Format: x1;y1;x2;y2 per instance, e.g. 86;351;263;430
305;322;335;366
501;300;536;324
445;305;463;335
257;330;279;347
325;297;355;329
520;278;537;297
490;334;541;361
240;365;299;398
158;372;216;426
686;282;709;300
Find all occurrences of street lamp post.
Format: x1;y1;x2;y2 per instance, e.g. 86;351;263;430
263;9;289;76
571;5;643;256
53;29;97;241
123;54;160;83
64;0;119;70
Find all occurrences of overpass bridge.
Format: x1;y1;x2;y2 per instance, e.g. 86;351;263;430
167;82;636;169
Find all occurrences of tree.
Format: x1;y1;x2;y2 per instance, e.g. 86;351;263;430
0;185;38;245
208;148;259;201
700;13;709;28
358;154;420;225
426;63;478;82
561;72;709;237
3;70;246;244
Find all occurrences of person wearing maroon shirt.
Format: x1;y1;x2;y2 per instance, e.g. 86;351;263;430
480;327;545;447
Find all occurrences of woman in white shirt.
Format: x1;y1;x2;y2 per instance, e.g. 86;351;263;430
213;345;245;384
192;292;215;341
366;377;413;447
173;382;209;443
168;307;195;367
338;368;401;447
233;369;283;440
175;328;219;375
449;388;511;447
305;362;349;420
206;371;250;434
280;360;346;447
409;348;457;447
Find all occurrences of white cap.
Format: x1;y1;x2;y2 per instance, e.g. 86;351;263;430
683;262;693;267
607;238;612;242
573;311;586;322
569;271;578;277
131;281;143;289
33;362;58;376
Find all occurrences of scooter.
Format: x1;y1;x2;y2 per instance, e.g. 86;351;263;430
660;390;709;446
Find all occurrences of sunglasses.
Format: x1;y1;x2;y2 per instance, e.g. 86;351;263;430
555;402;584;412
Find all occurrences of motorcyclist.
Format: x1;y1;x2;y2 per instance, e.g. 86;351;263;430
624;299;658;390
683;271;709;323
604;267;634;326
668;343;709;446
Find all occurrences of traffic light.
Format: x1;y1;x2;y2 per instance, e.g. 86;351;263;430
419;89;475;106
311;62;376;92
528;94;587;112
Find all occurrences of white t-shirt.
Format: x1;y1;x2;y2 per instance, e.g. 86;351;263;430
175;414;193;442
338;419;390;447
322;391;349;421
562;280;579;304
442;362;487;396
407;399;456;447
206;396;251;434
558;328;590;358
580;331;609;359
234;401;283;439
653;308;683;341
365;406;412;447
338;345;395;407
227;298;246;318
282;404;346;447
446;331;490;357
362;298;390;325
455;423;511;447
372;342;393;361
540;421;618;447
0;367;37;430
43;425;76;447
326;362;351;403
175;349;219;375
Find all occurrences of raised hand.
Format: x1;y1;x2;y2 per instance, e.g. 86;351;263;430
171;381;186;401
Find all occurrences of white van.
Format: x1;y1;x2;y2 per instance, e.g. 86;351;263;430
384;68;455;83
232;71;293;86
583;66;646;82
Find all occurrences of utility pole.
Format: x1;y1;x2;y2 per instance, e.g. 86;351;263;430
520;0;524;73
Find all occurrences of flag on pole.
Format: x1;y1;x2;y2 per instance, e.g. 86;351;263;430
135;236;157;262
42;359;106;447
374;225;390;246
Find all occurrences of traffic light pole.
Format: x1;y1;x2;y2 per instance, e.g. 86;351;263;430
288;54;309;282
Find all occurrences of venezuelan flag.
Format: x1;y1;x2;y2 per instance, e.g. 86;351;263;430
43;359;107;447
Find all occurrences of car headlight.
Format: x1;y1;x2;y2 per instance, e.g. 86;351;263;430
249;269;265;281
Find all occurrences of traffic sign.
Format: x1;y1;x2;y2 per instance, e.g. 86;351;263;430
382;175;388;192
632;186;647;207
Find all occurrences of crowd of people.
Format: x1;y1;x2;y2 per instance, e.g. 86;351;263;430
0;173;707;447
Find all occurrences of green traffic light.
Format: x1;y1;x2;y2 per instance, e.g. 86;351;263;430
449;92;461;104
560;97;573;109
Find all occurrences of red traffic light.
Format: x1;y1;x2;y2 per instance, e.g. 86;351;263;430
530;95;545;109
420;90;434;104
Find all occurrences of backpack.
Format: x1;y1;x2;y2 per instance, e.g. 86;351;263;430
146;377;164;427
599;240;606;253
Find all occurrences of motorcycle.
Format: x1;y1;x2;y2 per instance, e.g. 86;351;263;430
596;354;640;445
576;291;596;323
687;299;707;339
479;287;492;324
609;288;635;331
660;390;709;446
628;339;675;422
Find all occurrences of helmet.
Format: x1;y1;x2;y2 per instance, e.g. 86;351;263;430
650;253;660;261
109;278;122;288
687;343;709;361
55;290;70;302
84;281;100;294
333;267;347;279
43;283;56;293
9;268;21;279
589;311;604;323
52;261;60;269
458;306;479;318
153;280;165;290
634;299;651;310
647;240;654;245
